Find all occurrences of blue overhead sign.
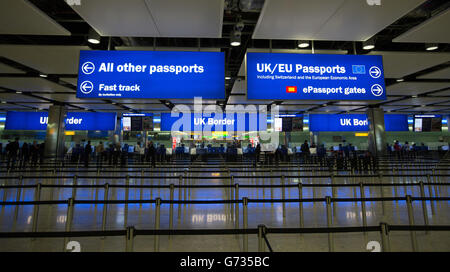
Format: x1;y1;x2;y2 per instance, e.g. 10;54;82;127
309;114;369;132
76;50;225;99
5;112;117;131
246;52;386;100
161;113;267;132
384;114;409;132
309;114;408;132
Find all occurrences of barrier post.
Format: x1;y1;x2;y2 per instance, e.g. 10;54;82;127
378;173;385;215
418;181;429;229
258;224;266;252
235;183;239;229
169;183;174;230
125;226;135;252
243;197;248;252
393;168;398;197
331;173;337;215
298;183;304;228
178;176;182;221
230;176;234;220
140;169;144;207
64;198;75;251
406;195;418;252
14;176;23;222
72;175;78;200
426;174;435;215
183;170;187;204
124;175;130;228
359;182;367;227
270;170;274;203
281;175;286;218
325;196;334;252
380;222;390;252
101;183;109;232
154;198;161;252
31;183;42;233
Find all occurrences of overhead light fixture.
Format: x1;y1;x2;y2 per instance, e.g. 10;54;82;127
225;76;231;80
425;43;438;51
230;30;241;47
1;101;6;104
39;73;47;78
111;102;116;105
87;28;101;44
412;95;418;98
297;40;310;48
16;91;22;94
396;78;404;82
362;38;375;50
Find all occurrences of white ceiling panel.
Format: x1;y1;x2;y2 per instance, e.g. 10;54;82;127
71;0;223;38
387;82;450;96
0;103;30;110
0;0;70;36
428;89;450;96
380;105;412;111
73;103;122;110
0;45;90;74
0;77;74;93
385;97;448;106
397;106;448;112
0;63;25;74
71;0;159;37
125;104;172;111
60;77;78;86
253;0;424;41
393;9;450;43
227;95;268;105
277;105;312;112
0;93;47;103
367;51;450;78
35;93;100;103
417;67;450;80
314;0;425;41
144;0;223;38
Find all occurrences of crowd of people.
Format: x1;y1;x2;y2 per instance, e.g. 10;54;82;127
67;141;167;168
386;141;429;159
1;138;45;171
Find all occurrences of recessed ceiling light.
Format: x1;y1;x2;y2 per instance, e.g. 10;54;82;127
412;95;418;98
297;40;310;48
425;43;438;51
1;101;6;104
225;76;231;80
16;91;22;94
87;28;101;44
396;78;404;82
362;38;375;50
39;74;47;78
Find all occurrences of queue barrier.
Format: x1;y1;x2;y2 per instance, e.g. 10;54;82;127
0;223;449;252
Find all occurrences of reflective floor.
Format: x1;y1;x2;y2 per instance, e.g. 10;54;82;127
0;161;449;252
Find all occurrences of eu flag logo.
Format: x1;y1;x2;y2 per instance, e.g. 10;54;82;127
352;65;366;74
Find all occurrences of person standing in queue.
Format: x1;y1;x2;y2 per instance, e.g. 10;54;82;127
84;140;92;167
6;138;20;171
147;141;156;167
30;141;39;167
20;142;30;169
255;143;261;166
300;140;310;163
96;141;104;168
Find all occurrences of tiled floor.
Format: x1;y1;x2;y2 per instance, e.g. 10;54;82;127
0;162;448;252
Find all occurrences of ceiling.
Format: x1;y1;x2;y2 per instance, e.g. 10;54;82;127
0;0;449;116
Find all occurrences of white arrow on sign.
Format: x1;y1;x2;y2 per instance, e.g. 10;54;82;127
371;84;383;97
80;81;94;94
369;66;381;79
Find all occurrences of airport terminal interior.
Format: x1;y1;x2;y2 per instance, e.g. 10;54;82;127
0;0;449;252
